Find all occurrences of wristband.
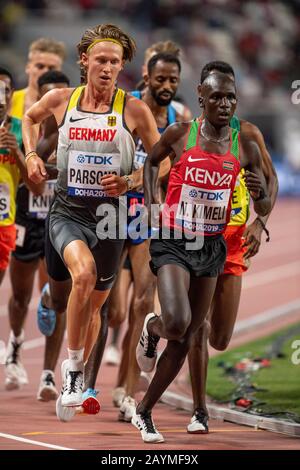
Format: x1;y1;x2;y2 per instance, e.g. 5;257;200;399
25;151;38;163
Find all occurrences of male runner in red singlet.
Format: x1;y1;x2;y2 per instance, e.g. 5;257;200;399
133;70;271;443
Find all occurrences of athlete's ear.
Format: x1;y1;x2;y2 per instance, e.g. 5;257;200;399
25;61;31;77
120;59;125;70
144;73;150;87
197;84;204;107
81;53;88;68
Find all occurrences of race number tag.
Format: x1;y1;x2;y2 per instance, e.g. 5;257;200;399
67;151;121;198
0;183;10;221
29;180;56;219
176;183;231;234
15;224;26;247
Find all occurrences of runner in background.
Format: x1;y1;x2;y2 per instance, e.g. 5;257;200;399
4;39;66;391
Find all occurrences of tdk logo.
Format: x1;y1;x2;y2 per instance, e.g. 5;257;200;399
76;154;113;165
189;189;224;200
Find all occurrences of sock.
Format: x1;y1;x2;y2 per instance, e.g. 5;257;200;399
10;329;24;344
42;369;54;378
68;348;84;371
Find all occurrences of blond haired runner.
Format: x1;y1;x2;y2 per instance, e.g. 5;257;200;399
23;24;160;421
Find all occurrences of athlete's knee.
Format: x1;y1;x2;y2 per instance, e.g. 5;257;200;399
10;292;30;314
209;331;232;351
193;320;211;348
108;305;126;328
51;294;68;315
164;314;189;341
72;268;96;295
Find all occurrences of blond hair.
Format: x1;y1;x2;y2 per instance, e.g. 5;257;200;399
144;40;181;65
77;24;136;83
29;38;66;61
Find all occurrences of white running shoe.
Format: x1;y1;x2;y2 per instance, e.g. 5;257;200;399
37;371;59;401
103;344;120;366
112;386;126;408
131;409;164;443
136;313;160;373
118;396;136;422
56;394;76;422
60;359;83;407
187;410;209;434
5;334;28;390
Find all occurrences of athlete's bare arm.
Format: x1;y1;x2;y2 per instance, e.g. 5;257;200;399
23;87;73;183
143;122;188;207
241;121;278;217
240;134;271;217
240;121;278;258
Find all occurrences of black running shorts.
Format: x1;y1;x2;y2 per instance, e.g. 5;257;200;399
45;215;70;282
149;231;227;278
49;213;125;291
12;215;45;263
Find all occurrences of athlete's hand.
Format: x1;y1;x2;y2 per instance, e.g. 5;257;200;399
101;174;127;196
26;153;48;183
243;170;264;200
0;128;19;154
242;218;263;259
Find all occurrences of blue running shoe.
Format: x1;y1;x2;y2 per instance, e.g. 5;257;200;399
81;388;100;415
37;283;56;336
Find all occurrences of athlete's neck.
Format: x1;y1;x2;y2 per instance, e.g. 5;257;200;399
201;117;230;141
142;88;168;126
24;85;39;114
82;83;116;113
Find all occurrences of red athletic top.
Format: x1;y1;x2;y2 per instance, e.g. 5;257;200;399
162;120;241;236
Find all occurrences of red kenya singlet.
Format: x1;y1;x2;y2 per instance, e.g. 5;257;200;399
163;120;241;236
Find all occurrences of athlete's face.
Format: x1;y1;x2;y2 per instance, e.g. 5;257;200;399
146;60;180;106
26;52;63;88
82;42;124;90
199;73;237;127
0;75;13;120
39;81;69;98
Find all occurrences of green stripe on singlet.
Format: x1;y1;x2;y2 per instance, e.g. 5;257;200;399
186;120;199;150
230;128;239;160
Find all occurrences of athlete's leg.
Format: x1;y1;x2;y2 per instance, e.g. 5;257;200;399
123;241;156;399
209;274;242;350
187;273;242;432
62;240;98;351
137;268;216;413
8;256;39;337
84;299;109;391
38;258;48;292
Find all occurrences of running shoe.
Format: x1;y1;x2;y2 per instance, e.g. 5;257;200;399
103;344;120;366
136;313;160;373
131;409;164;443
112;386;126;408
60;359;83;407
118;395;136;422
5;332;28;390
187;409;209;434
37;371;59;401
37;283;56;336
81;388;100;414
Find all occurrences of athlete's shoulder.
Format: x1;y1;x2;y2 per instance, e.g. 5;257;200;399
239;119;263;141
162;120;191;143
42;87;75;107
125;93;152;116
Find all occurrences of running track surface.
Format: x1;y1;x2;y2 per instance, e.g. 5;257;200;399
0;198;299;450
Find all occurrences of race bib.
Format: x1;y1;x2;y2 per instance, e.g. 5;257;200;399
176;183;231;233
67;150;120;198
29;180;56;219
15;224;26;247
0;183;10;221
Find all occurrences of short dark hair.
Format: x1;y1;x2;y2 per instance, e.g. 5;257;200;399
0;67;14;88
147;52;181;76
201;61;235;84
38;70;70;89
